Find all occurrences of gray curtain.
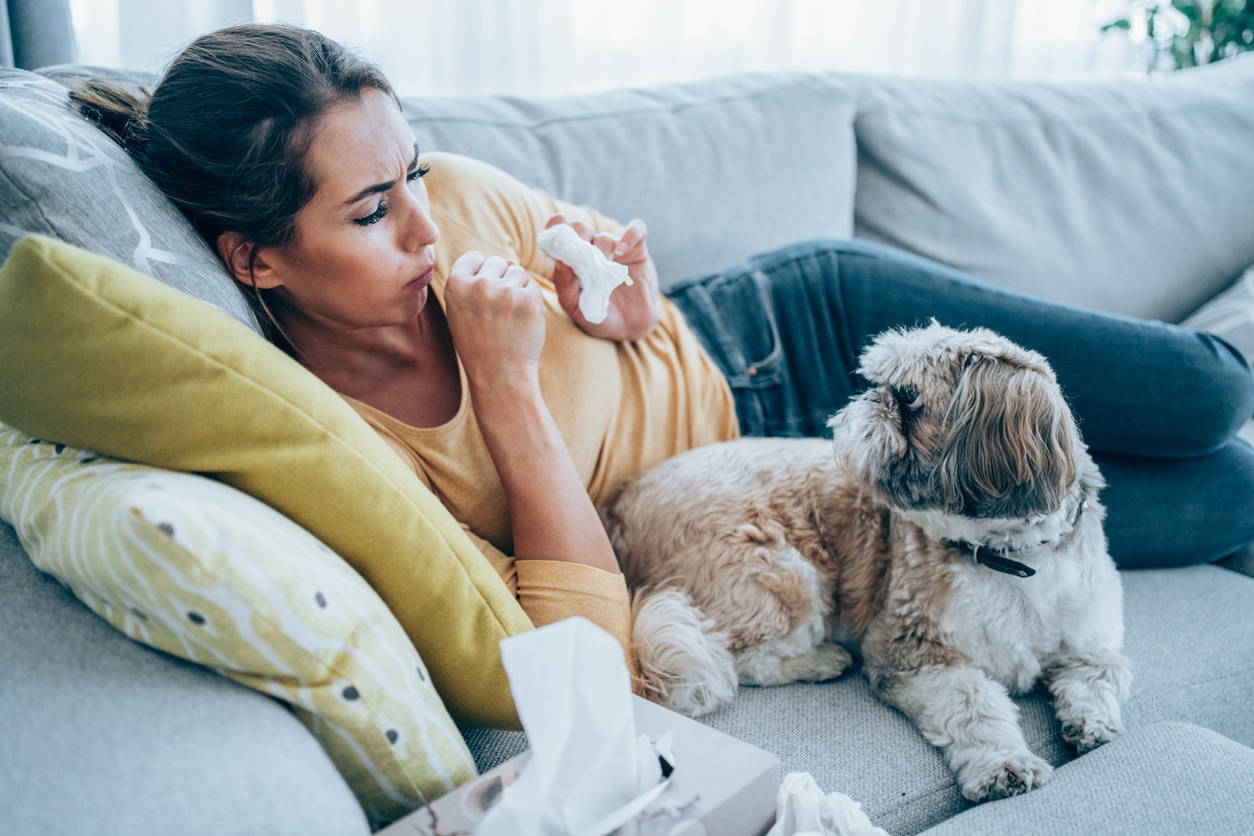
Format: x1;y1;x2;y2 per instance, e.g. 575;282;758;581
1;0;75;70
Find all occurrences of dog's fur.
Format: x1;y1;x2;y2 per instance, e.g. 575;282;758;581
602;323;1132;802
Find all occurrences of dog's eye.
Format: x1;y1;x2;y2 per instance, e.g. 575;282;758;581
897;387;924;414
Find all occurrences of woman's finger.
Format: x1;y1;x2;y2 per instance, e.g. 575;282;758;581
566;220;594;242
478;254;511;279
451;250;486;276
615;219;647;256
504;262;531;286
592;232;619;260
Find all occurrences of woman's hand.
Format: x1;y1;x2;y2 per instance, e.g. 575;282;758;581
442;250;620;575
545;213;661;342
444;250;546;393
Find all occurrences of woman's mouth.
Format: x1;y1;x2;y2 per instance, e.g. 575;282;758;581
405;268;434;291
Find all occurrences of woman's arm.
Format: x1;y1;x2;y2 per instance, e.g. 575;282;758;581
442;250;620;574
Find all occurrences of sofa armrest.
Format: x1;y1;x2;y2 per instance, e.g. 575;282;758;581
0;523;370;836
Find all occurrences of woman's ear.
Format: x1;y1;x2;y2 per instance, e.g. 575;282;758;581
215;232;282;290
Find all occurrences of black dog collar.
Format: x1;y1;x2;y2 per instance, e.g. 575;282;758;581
951;542;1036;578
948;497;1090;580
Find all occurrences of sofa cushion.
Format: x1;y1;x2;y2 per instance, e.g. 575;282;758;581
850;54;1254;323
0;520;371;836
918;723;1254;836
692;565;1254;836
0;426;477;826
0;68;259;332
401;72;857;289
0;235;532;729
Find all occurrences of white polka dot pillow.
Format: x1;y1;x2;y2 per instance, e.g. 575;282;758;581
0;425;476;827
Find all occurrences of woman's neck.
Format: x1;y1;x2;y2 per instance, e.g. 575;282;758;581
280;300;462;428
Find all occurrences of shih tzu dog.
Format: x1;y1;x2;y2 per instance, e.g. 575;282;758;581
601;323;1131;802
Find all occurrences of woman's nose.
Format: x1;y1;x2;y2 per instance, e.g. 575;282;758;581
400;191;439;251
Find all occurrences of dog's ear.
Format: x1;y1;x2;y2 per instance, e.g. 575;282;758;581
936;356;1078;519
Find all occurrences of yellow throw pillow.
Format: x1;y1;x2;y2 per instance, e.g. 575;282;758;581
0;235;531;728
0;426;476;826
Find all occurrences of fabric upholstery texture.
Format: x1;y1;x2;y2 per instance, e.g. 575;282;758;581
0;520;371;836
0;68;259;331
0;235;532;729
686;566;1254;836
850;54;1254;323
401;72;857;289
0;426;476;826
918;722;1254;835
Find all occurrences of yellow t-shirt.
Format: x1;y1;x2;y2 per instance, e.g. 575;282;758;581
345;152;739;652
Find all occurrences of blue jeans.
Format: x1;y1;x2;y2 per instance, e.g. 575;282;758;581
667;239;1254;568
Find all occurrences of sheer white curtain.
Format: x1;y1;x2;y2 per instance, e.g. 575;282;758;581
70;0;1143;96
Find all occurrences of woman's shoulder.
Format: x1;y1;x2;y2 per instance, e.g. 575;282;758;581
421;151;532;197
423;151;555;255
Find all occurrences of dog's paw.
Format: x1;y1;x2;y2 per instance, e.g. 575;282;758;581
961;752;1052;802
782;642;853;683
1062;715;1124;754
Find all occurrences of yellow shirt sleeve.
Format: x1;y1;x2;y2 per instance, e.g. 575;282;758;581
455;521;633;668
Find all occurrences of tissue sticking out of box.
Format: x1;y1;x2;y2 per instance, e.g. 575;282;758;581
476;617;673;836
537;224;633;325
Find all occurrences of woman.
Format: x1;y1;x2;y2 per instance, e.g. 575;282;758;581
75;24;1254;661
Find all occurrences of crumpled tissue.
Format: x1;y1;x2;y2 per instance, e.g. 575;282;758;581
476;617;673;836
537;224;633;324
765;772;891;836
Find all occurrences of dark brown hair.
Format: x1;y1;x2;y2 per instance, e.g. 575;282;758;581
72;23;397;344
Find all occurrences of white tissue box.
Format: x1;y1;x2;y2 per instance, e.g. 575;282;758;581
383;695;780;836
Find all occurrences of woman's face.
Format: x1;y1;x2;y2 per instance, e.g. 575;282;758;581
256;88;440;332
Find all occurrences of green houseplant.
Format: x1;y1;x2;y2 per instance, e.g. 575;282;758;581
1103;1;1254;70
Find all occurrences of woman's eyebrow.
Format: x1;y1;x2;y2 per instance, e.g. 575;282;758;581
342;144;421;206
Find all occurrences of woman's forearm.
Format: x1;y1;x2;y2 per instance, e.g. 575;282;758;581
470;374;620;574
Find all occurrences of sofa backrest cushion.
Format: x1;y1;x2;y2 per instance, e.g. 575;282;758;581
400;72;858;290
850;54;1254;323
0;68;260;332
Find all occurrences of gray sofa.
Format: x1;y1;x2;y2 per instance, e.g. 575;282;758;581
3;54;1254;836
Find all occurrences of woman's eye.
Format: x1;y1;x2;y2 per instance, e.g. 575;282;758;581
354;202;389;226
406;162;430;183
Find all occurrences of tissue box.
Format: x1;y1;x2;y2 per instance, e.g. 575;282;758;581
383;695;780;836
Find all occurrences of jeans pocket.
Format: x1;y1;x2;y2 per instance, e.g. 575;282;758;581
671;267;788;436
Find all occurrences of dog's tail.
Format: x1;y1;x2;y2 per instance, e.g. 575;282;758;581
632;587;738;717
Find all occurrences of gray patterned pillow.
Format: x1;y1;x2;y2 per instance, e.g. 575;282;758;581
0;68;260;333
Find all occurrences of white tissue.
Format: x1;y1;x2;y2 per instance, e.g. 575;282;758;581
476;617;671;836
765;773;890;836
537;224;633;324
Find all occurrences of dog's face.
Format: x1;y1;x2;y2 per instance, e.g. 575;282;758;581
829;322;1079;520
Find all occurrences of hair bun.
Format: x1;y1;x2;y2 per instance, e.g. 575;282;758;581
71;79;150;155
